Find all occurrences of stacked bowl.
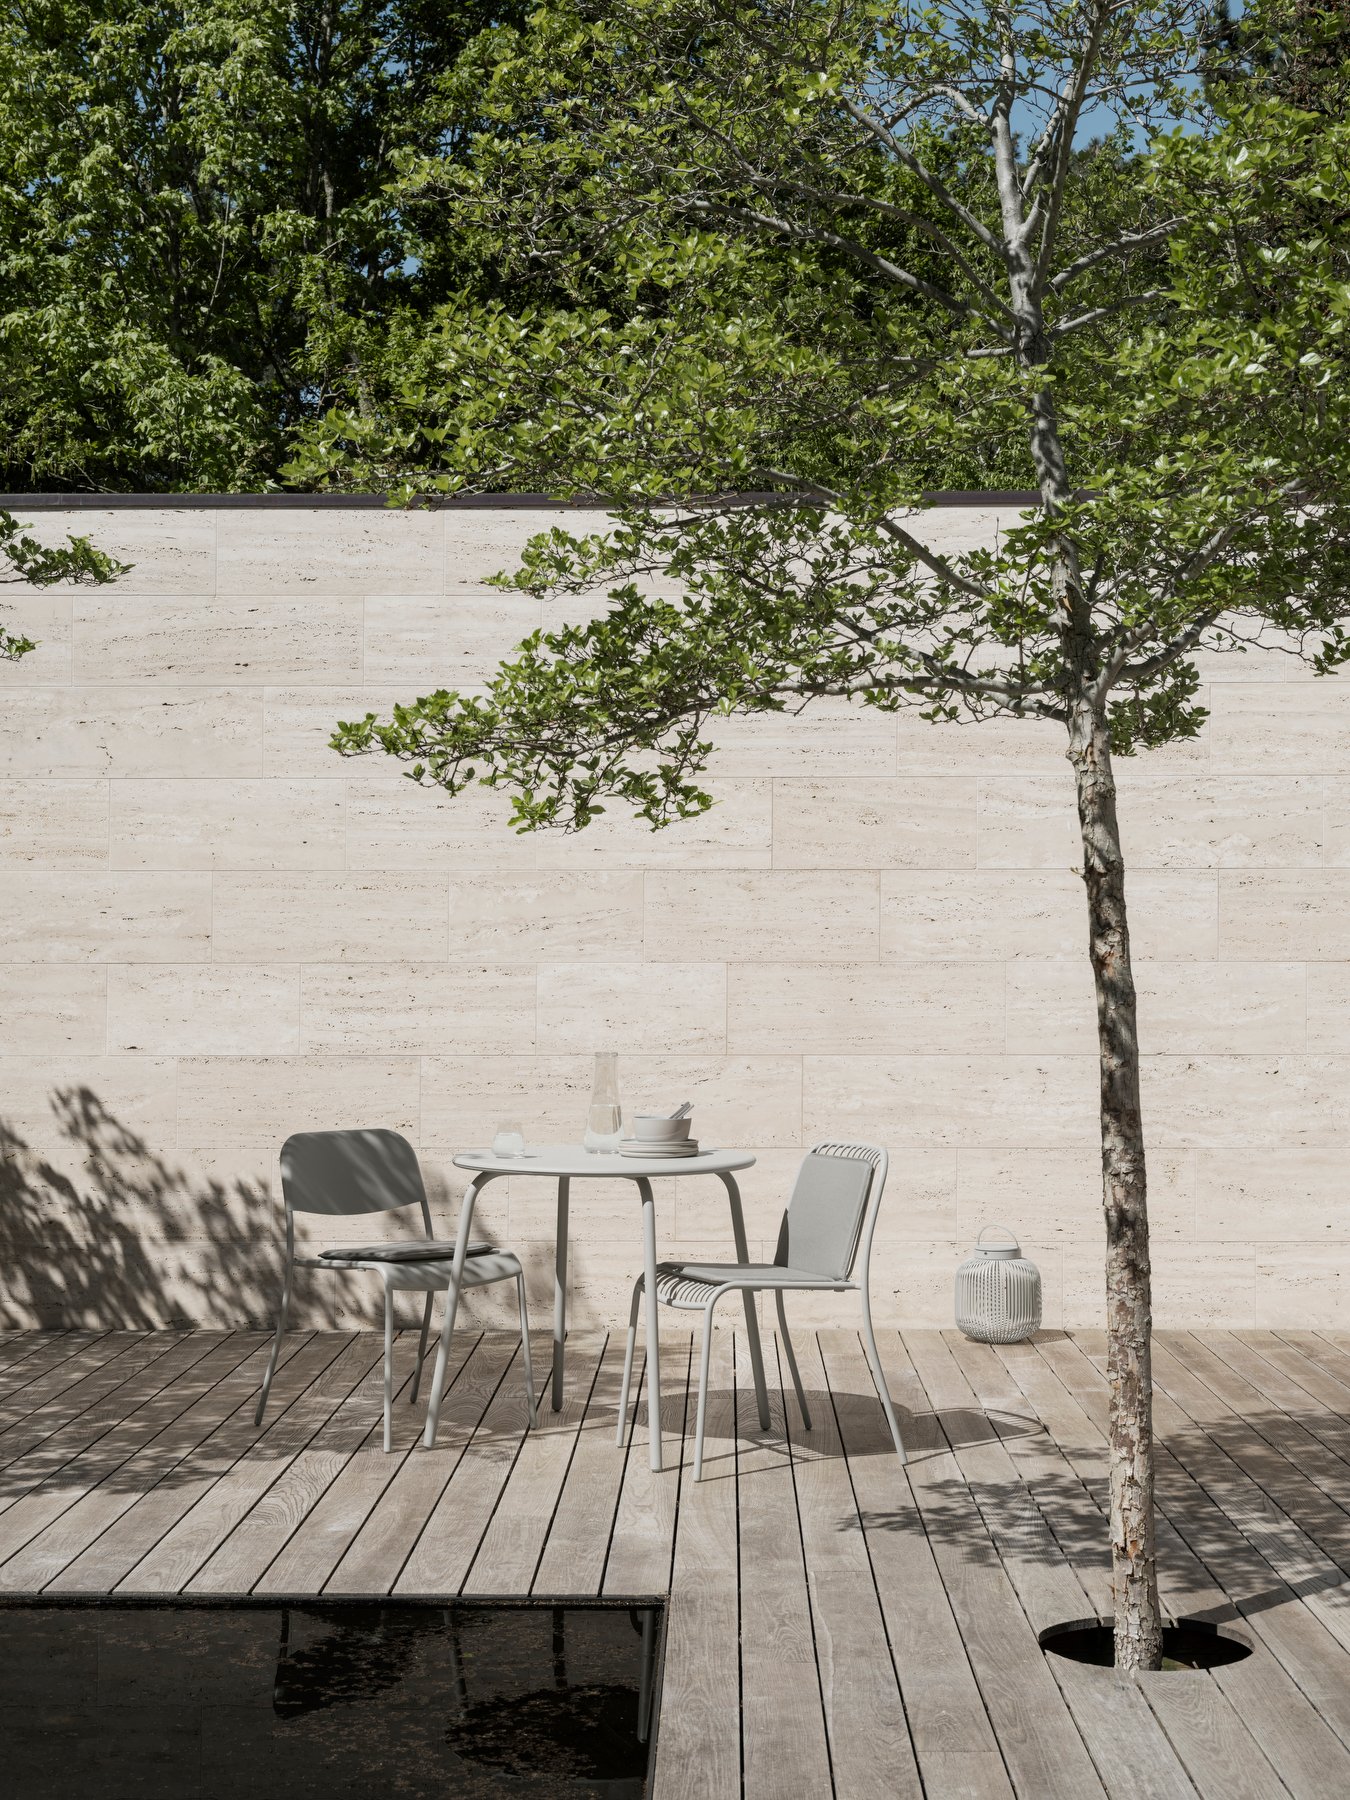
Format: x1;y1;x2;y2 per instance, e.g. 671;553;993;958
619;1114;701;1158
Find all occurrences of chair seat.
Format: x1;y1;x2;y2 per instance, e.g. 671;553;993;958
298;1249;523;1290
653;1261;849;1309
317;1240;497;1263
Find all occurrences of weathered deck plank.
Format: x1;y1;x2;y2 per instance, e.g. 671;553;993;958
462;1331;606;1594
787;1330;921;1800
0;1326;1345;1799
393;1331;547;1595
0;1332;255;1576
736;1339;834;1800
939;1331;1202;1800
41;1332;325;1594
603;1329;693;1598
1036;1333;1350;1788
0;1333;113;1406
325;1331;518;1595
647;1325;740;1800
186;1340;420;1595
254;1332;480;1596
117;1334;378;1593
533;1332;635;1595
883;1330;1106;1800
0;1333;268;1591
818;1329;1014;1800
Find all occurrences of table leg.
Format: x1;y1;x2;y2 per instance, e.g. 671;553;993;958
721;1171;769;1430
637;1176;663;1473
552;1175;569;1412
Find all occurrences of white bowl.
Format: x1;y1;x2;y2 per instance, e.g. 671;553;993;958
633;1114;692;1142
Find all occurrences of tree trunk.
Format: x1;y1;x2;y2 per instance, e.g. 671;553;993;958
1068;698;1164;1673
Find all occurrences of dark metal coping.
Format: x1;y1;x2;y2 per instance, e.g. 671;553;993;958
0;489;1041;510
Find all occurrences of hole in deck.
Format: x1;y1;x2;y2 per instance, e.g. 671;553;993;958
0;1595;662;1798
1040;1616;1252;1672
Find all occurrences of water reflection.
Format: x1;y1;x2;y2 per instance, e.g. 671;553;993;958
1;1598;661;1799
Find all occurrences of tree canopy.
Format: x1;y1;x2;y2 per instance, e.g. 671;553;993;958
1208;0;1350;113
321;0;1350;814
0;0;1252;495
0;0;520;490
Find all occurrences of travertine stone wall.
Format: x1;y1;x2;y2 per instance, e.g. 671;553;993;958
1;502;1346;1331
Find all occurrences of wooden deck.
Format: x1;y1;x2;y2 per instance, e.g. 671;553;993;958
3;1323;1350;1798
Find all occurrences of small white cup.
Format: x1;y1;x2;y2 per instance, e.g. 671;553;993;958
492;1122;526;1157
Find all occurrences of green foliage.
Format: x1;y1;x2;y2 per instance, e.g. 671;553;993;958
0;512;129;661
325;3;1350;826
0;0;517;491
295;3;1176;498
1207;0;1350;114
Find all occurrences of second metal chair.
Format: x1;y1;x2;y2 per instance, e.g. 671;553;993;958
617;1140;905;1479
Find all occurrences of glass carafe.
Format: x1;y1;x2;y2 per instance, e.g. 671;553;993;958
583;1051;623;1152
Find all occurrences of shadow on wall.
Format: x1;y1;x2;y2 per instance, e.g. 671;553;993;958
0;1088;282;1330
0;1089;556;1333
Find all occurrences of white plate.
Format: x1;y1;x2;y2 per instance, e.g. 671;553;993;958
618;1140;701;1157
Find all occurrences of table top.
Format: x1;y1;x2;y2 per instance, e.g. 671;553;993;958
453;1142;756;1180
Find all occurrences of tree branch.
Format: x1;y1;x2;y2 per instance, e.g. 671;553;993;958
1051;289;1168;337
684;197;1004;330
1111;606;1227;686
704;161;1015;321
990;7;1027;251
869;513;1000;601
1030;1;1115;288
1048;221;1182;292
1099;518;1252;691
815;662;1066;720
834;92;1005;256
901;84;989;127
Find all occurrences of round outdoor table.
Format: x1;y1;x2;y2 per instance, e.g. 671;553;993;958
441;1143;766;1472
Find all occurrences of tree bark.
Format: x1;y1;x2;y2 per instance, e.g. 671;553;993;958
1068;697;1164;1672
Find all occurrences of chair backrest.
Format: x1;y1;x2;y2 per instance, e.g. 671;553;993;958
780;1142;888;1281
279;1129;430;1224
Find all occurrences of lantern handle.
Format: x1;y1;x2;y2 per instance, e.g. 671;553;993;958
976;1223;1020;1250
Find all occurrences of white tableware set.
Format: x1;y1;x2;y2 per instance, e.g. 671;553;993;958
619;1101;702;1158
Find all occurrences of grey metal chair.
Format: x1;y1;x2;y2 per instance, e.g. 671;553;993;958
617;1141;905;1479
254;1128;536;1451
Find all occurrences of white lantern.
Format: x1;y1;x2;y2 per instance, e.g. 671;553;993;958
955;1226;1042;1343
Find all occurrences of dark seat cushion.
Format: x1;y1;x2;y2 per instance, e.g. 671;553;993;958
318;1240;496;1263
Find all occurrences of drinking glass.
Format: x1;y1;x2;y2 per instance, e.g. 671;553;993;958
491;1121;526;1158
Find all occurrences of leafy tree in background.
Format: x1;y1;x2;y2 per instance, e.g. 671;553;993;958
0;0;518;490
290;7;1154;495
1207;0;1350;113
313;0;1350;1670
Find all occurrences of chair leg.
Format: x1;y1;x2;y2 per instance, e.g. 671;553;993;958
693;1298;718;1482
774;1289;812;1430
423;1274;463;1450
517;1273;538;1428
383;1283;395;1454
616;1276;643;1447
409;1292;434;1406
859;1286;906;1465
254;1262;293;1428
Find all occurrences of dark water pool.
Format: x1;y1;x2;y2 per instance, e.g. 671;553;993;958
0;1597;662;1800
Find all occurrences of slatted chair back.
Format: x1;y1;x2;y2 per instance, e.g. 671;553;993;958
279;1128;433;1233
777;1142;888;1281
